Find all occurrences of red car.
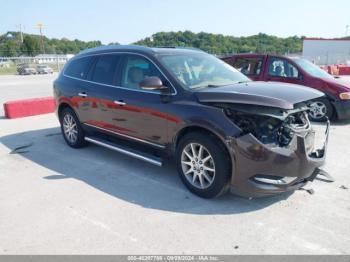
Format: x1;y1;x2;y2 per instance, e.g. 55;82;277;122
222;54;350;121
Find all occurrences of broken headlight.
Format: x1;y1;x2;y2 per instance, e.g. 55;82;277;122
224;108;309;147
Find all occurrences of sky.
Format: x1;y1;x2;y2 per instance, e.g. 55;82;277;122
1;0;350;44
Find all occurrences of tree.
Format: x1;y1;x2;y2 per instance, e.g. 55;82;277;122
3;40;18;56
0;30;303;57
134;31;303;55
22;35;41;55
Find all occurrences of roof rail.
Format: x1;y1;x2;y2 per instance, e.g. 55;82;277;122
155;46;203;52
77;44;150;55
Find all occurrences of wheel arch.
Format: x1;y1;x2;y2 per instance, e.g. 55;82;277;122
57;102;71;117
57;102;80;121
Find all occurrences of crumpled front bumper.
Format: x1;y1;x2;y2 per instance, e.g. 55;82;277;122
229;121;330;198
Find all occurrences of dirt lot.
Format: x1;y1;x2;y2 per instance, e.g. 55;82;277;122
0;75;350;254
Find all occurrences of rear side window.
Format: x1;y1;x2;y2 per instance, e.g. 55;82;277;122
233;57;263;76
64;57;92;79
91;55;121;85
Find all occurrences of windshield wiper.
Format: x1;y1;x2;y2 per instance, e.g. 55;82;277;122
207;84;223;88
194;84;227;89
193;82;250;89
234;80;251;84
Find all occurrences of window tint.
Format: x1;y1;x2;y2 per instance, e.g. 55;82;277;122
91;55;120;85
268;57;299;78
121;55;164;90
233;57;263;76
64;57;91;79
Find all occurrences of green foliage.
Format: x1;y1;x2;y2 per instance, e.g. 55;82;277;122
134;31;303;55
22;35;41;56
0;31;104;57
0;30;303;57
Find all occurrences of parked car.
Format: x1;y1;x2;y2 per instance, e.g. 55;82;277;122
0;59;10;68
17;64;37;75
222;54;350;122
36;64;53;74
54;45;329;198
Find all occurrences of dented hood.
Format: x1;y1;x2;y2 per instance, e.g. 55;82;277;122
195;81;324;110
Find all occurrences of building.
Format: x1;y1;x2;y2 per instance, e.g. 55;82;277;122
302;38;350;65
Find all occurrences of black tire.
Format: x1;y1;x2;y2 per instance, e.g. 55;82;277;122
176;132;231;198
59;107;87;148
308;98;333;122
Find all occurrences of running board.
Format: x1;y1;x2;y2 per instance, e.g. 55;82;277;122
84;136;163;167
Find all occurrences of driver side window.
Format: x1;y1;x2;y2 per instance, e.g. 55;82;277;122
120;55;164;91
268;57;300;78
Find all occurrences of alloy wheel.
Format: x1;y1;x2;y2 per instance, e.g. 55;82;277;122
181;143;216;189
62;113;78;144
309;101;327;120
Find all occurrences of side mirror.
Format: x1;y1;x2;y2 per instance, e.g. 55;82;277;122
140;77;167;91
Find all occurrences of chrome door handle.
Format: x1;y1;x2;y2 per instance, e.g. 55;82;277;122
78;92;88;98
114;100;126;106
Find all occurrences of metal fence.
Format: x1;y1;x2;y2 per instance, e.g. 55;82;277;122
0;55;72;74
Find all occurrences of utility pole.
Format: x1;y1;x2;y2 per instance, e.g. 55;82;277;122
36;23;45;54
16;24;24;43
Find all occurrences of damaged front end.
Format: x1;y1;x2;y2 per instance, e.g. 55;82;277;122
217;103;329;197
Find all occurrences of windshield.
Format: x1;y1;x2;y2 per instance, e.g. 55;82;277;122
159;53;250;89
294;58;333;79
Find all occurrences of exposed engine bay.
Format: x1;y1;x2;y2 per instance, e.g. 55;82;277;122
213;103;312;147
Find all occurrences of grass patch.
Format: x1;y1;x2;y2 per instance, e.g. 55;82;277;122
0;63;65;75
0;66;17;75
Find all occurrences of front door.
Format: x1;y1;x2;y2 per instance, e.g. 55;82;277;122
265;56;303;85
88;53;173;147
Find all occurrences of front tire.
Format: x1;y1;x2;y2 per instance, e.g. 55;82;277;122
176;132;231;198
59;107;87;148
308;98;333;122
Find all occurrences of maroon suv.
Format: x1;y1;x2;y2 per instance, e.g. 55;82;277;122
54;46;329;198
222;54;350;122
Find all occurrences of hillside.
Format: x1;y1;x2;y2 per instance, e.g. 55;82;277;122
0;30;303;57
134;31;304;55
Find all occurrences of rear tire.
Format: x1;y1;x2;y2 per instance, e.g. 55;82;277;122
59;107;87;148
308;98;333;122
176;132;231;198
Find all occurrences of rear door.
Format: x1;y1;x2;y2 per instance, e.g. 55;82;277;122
265;56;304;85
83;54;122;129
62;56;95;123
